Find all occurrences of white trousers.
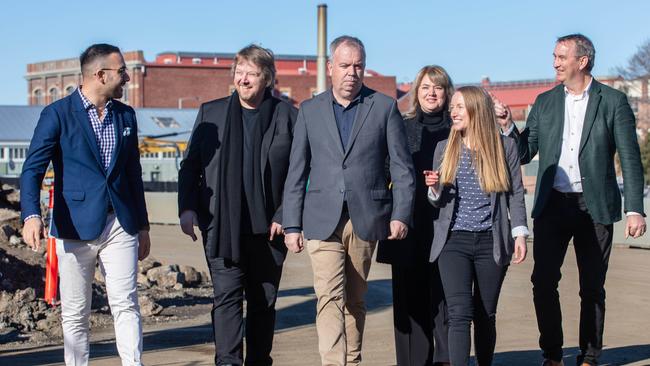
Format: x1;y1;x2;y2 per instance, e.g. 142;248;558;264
56;214;142;366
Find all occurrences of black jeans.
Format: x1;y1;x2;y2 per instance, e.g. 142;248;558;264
392;261;449;365
532;190;613;366
438;231;507;366
205;234;287;366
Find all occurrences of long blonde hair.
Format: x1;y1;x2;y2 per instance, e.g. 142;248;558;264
403;65;454;119
439;86;510;193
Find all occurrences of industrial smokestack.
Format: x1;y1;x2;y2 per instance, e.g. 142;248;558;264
316;4;327;94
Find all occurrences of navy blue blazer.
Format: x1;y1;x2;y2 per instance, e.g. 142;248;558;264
20;92;149;241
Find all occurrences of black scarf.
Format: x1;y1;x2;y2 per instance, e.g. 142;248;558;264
209;89;275;261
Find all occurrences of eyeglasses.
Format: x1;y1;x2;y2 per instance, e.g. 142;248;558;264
234;70;262;78
99;67;128;76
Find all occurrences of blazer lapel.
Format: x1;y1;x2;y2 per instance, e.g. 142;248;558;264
260;109;277;199
323;91;345;156
107;107;124;176
579;81;602;155
72;95;104;173
344;87;373;160
550;86;566;161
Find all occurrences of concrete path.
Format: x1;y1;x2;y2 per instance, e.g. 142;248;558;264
2;224;650;365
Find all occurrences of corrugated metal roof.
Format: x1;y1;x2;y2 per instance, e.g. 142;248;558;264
135;108;198;140
0;105;199;142
0;106;47;141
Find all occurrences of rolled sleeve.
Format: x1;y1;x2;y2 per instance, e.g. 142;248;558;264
511;225;529;238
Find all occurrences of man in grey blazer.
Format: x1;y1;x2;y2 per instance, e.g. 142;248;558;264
282;35;415;366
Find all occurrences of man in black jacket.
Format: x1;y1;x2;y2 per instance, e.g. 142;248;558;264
178;44;297;366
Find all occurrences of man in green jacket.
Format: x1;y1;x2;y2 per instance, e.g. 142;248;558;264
498;34;646;366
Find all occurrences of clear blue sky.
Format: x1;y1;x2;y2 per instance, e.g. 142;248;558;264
1;0;648;105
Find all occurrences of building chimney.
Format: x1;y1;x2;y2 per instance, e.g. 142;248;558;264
316;4;328;94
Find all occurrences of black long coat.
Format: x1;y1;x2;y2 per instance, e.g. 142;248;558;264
376;112;450;265
178;94;297;255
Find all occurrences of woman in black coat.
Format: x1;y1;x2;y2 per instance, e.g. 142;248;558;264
377;65;454;366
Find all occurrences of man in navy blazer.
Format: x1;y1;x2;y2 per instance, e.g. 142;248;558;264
21;44;150;366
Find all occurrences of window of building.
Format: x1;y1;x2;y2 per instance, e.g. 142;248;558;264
9;147;28;161
164;58;173;64
192;58;202;64
140;152;159;159
0;148;5;160
122;85;129;103
49;87;60;102
65;85;76;96
33;89;44;105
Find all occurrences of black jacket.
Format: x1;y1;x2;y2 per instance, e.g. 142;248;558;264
178;94;297;253
376;111;450;265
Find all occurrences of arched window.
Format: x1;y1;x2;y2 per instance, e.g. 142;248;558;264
65;85;76;96
33;89;44;105
49;87;60;102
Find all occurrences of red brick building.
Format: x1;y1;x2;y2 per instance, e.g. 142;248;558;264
26;51;397;108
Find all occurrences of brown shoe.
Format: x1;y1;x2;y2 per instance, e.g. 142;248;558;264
541;360;564;366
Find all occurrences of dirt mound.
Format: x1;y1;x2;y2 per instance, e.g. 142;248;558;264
0;184;212;346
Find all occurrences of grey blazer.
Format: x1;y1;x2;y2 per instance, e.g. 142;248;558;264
282;86;415;241
428;136;527;266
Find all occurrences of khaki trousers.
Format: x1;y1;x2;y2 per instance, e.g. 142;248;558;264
307;215;377;366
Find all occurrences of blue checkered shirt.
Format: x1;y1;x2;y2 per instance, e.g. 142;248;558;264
78;88;115;170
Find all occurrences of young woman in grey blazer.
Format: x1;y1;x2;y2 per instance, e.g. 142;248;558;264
424;86;528;366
